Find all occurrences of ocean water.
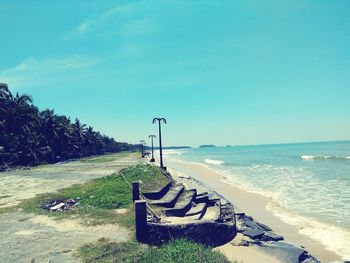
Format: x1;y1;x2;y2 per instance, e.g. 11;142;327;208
164;141;350;260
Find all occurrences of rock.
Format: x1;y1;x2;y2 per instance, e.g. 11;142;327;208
50;203;65;211
239;240;250;246
257;222;273;232
244;215;254;221
243;218;274;232
244;219;261;229
235;212;245;217
261;231;284;241
242;228;265;239
259;242;307;263
237;227;249;233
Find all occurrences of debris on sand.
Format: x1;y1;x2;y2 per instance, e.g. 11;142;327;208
41;198;79;212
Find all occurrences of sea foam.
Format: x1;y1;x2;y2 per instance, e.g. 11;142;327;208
162;150;186;155
204;159;224;165
301;155;331;160
207;162;350;260
267;202;350;261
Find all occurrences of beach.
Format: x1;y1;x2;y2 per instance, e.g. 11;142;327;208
163;155;343;263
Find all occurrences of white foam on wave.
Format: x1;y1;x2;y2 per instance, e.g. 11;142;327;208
204;159;224;165
301;155;331;160
346;156;350;160
218;169;282;201
203;163;350;260
162;150;187;156
267;202;350;261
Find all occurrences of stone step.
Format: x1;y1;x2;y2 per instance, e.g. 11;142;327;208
185;202;207;217
164;213;201;224
199;200;221;221
165;189;197;217
193;194;209;204
197;192;208;197
143;181;173;200
150;185;185;208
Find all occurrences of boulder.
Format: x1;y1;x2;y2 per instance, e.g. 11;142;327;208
257;222;273;232
243;218;273;232
259;242;307;263
261;231;284;242
242;228;265;239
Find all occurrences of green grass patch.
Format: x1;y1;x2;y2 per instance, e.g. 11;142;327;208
76;238;231;263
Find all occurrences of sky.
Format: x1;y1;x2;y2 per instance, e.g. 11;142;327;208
0;0;349;147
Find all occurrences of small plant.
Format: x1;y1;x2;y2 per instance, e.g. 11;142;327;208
140;239;230;263
76;238;230;263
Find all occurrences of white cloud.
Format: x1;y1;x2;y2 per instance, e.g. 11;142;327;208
63;2;159;40
0;55;99;90
64;4;134;39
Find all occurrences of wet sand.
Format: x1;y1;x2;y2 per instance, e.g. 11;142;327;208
164;157;342;263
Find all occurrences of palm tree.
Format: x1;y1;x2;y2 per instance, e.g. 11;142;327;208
148;135;156;162
0;82;137;169
152;117;166;169
72;118;87;157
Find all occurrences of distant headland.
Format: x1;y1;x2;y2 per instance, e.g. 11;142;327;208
199;145;216;148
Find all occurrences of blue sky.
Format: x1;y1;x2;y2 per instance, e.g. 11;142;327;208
0;0;349;146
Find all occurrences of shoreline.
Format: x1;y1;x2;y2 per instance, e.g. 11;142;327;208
162;156;342;263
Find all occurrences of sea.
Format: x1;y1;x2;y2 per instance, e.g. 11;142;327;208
163;140;350;260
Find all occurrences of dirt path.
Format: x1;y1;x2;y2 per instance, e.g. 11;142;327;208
0;212;130;263
0;153;139;263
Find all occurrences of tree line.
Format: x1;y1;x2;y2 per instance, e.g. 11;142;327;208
0;83;137;170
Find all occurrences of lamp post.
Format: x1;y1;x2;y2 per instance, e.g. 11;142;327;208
152;118;167;169
140;140;145;158
148;135;156;162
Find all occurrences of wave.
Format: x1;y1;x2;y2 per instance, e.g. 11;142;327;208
301;155;350;161
162;150;187;155
205;164;350;260
301;155;331;160
267;202;350;261
204;159;224;165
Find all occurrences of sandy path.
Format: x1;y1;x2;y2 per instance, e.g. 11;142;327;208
0;153;139;263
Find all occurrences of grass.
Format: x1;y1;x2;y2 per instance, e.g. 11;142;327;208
76;238;231;263
5;164;169;227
